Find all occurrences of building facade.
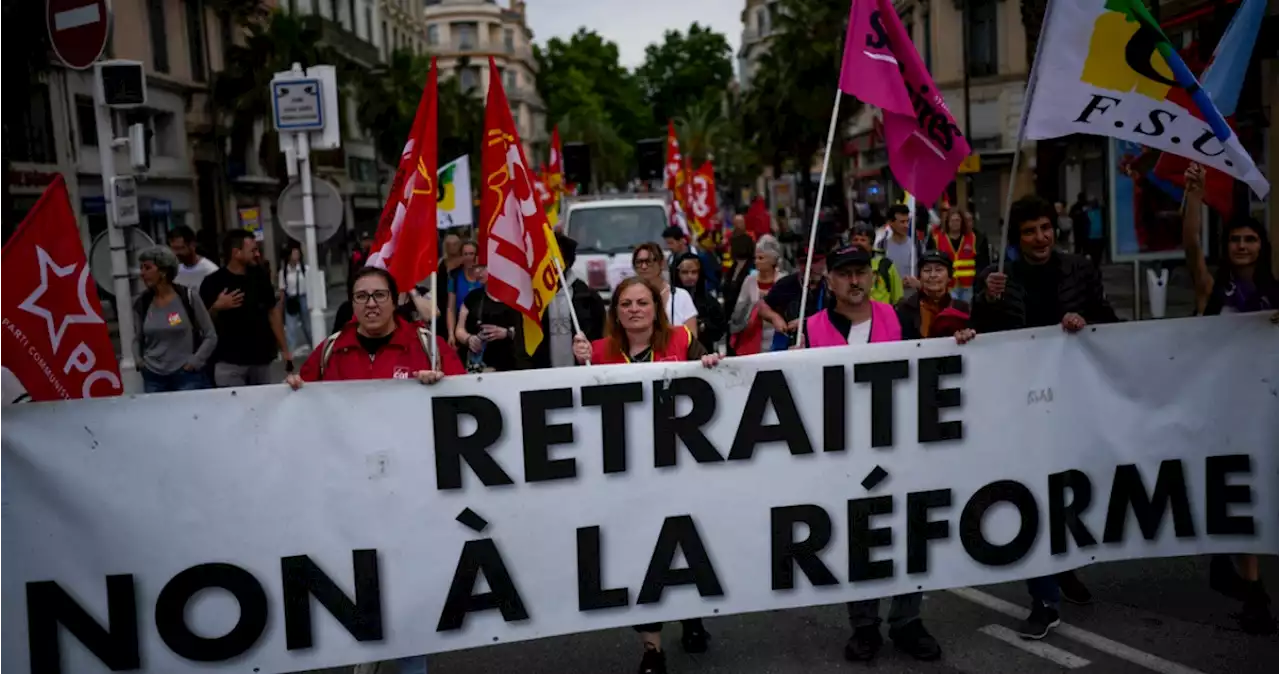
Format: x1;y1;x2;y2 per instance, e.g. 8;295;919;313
422;0;547;156
380;0;428;59
737;0;780;88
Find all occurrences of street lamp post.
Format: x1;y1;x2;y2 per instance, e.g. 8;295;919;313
960;0;973;212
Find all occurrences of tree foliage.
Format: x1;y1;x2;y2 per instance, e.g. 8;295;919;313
0;0;51;241
212;10;336;176
741;0;858;206
637;23;735;131
352;50;484;188
535;29;651;144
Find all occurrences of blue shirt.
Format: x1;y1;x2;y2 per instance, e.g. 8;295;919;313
1087;208;1102;240
448;271;484;314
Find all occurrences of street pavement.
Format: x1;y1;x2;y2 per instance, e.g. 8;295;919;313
420;556;1276;674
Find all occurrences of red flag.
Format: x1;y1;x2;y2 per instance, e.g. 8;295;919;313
1;175;122;401
746;197;770;239
368;58;439;288
689;161;719;240
547;126;563;181
479;57;564;355
663;120;682;192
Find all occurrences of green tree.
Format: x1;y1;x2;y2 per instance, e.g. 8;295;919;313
212;10;336;178
742;0;857;210
534;29;651;143
555;69;632;188
636;23;734;130
0;0;52;241
674;99;728;168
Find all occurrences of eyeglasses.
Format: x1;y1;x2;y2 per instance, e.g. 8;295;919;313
634;257;656;267
353;290;392;305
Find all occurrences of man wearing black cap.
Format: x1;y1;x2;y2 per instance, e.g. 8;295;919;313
796;245;944;662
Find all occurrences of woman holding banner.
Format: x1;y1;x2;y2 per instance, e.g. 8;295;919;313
572;275;719;674
1184;163;1277;634
287;267;463;389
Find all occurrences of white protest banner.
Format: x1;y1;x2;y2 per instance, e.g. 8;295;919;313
437;154;472;229
4;314;1276;674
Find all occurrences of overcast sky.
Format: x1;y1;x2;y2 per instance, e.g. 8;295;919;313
524;0;744;70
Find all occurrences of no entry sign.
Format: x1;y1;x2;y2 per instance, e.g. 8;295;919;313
46;0;110;70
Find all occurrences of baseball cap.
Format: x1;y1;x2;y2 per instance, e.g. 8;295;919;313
827;246;872;270
918;251;953;273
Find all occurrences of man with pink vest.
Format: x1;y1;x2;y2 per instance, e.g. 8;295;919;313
799;245;953;663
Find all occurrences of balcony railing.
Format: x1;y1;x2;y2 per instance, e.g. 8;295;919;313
303;15;380;68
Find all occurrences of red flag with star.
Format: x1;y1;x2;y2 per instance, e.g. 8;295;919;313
1;175;122;401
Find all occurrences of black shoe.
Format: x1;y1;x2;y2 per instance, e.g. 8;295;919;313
638;647;667;674
1210;555;1251;601
1057;570;1093;605
889;619;943;661
843;625;884;662
1237;583;1277;635
1017;602;1060;640
680;620;710;654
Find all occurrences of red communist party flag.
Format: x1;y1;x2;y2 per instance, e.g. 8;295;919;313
689;161;719;240
368;58;440;288
1;175;122;402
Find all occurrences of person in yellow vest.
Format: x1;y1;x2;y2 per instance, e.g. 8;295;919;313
851;223;904;304
927;209;990;304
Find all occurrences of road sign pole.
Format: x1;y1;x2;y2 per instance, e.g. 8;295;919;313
94;101;136;371
295;130;326;346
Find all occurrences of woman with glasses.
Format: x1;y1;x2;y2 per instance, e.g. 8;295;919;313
632;242;698;337
287;267;463;389
572;275;720;674
1184;163;1277;634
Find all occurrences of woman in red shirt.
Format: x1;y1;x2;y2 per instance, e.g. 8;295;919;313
287;267;463;389
572;275;718;674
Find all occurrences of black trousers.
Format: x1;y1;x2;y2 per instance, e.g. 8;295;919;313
634;618;703;633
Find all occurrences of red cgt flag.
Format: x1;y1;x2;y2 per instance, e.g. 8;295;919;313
368;58;439;289
689;161;719;241
479;57;563;355
1;175;122;402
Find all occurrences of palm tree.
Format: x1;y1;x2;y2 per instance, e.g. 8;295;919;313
674;99;727;168
211;10;336;178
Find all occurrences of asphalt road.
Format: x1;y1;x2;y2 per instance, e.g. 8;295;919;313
415;556;1276;674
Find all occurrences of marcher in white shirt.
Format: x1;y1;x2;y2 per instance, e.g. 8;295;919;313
631;242;698;336
168;225;219;289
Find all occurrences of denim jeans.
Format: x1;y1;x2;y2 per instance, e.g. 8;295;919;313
847;593;922;630
285;295;312;350
1027;575;1060;606
214;362;275;387
141;368;210;393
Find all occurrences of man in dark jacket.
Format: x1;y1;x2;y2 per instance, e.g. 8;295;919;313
971;195;1117;641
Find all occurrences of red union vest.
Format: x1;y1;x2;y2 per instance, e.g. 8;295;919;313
591;326;693;364
932;230;977;288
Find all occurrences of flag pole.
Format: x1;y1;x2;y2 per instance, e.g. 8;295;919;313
552;257;589;365
429;271;440;370
996;0;1055;274
795;88;843;349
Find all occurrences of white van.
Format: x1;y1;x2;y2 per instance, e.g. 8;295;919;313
562;194;671;298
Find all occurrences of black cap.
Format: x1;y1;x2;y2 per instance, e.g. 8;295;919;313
918;250;952;273
827;246;872;270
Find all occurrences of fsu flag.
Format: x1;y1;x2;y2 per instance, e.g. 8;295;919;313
689;161;718;240
1;175;122;402
368;58;439;288
479;57;564;355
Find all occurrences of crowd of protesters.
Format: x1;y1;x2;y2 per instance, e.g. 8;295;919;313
128;162;1275;674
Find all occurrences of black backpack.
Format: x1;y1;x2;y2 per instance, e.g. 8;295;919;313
134;285;205;354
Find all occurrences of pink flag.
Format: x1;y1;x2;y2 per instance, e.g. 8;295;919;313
839;0;969;204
